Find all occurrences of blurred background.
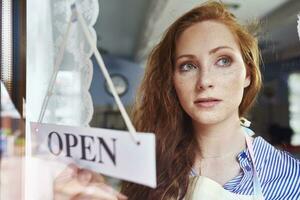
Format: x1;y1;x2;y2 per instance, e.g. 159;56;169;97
89;0;300;158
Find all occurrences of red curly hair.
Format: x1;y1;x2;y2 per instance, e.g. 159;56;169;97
121;1;262;199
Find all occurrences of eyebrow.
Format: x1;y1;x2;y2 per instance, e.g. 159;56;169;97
209;46;234;54
175;46;234;61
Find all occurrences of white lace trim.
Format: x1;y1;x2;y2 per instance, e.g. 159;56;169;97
46;0;98;126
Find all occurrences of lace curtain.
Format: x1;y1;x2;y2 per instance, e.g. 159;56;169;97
27;0;99;199
27;0;98;127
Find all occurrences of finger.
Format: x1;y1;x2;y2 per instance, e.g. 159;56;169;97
77;169;93;185
55;179;127;200
90;171;106;183
70;193;96;200
55;164;78;184
79;185;119;200
116;192;128;200
78;168;106;184
96;183;127;200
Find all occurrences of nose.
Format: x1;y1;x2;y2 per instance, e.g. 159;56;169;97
196;68;214;90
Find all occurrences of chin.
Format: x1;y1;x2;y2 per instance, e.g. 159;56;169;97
191;115;223;126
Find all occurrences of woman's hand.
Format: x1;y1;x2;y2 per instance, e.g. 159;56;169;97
54;164;127;200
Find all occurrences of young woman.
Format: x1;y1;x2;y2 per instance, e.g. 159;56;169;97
55;1;300;199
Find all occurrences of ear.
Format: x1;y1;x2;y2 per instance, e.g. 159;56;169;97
244;66;251;88
244;75;251;88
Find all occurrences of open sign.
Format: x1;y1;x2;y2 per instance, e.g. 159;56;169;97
30;122;156;188
47;131;117;165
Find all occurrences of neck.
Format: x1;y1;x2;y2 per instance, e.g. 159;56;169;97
193;115;246;158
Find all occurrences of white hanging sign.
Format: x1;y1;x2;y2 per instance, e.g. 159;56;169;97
30;122;157;188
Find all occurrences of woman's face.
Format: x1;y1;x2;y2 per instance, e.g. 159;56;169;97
173;20;250;126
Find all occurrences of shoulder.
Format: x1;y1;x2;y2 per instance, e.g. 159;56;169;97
254;136;300;175
254;137;300;198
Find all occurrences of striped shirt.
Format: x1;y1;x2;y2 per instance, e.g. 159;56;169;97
191;136;300;199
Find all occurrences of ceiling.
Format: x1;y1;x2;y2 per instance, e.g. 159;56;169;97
94;0;300;63
95;0;152;60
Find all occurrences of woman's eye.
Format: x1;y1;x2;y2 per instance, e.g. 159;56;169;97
216;57;232;67
179;63;197;72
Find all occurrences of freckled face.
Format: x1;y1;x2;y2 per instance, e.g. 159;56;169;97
173;20;250;126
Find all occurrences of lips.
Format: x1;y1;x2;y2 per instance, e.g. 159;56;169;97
194;97;222;108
